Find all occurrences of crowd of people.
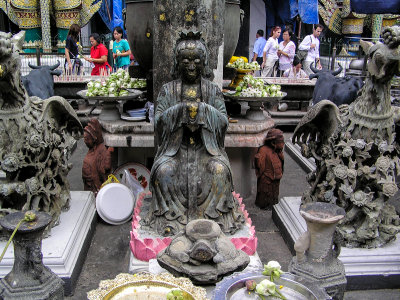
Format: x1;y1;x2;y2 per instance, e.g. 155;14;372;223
64;22;323;78
64;24;133;76
252;24;324;79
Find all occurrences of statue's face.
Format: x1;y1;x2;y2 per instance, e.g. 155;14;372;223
273;140;284;153
178;48;204;83
84;131;95;148
368;45;400;80
0;32;19;85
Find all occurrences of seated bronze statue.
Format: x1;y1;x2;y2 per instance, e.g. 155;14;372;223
142;32;244;236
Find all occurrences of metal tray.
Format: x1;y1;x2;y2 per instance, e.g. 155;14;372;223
236;68;257;73
77;89;142;101
224;92;287;102
212;272;331;300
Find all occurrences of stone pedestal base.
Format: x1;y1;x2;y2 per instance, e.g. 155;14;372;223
0;191;96;296
289;257;346;300
0;274;64;300
273;197;400;290
130;192;257;261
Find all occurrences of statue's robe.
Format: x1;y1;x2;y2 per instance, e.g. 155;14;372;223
82;143;111;195
145;78;244;235
254;145;284;209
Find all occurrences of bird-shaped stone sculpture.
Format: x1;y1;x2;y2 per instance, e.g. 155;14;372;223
293;26;400;248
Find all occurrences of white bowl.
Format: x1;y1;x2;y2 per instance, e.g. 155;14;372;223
96;183;135;225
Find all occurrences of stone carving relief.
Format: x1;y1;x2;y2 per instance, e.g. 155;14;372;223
0;31;83;228
293;26;400;248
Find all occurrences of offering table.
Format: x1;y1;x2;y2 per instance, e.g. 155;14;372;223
262;77;316;116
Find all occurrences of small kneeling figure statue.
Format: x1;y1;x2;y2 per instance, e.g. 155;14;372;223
82;119;112;195
254;128;285;210
142;31;244;236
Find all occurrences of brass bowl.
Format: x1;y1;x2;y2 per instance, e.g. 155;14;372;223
88;273;208;300
235;68;256;73
104;280;195;300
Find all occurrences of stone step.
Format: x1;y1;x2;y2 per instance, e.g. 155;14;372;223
284;141;316;173
266;110;307;126
268;110;307;118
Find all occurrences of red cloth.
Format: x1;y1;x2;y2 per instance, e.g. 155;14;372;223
90;43;111;75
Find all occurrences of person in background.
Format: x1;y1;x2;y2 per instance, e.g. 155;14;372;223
65;23;82;74
112;26;131;71
283;56;308;79
261;26;281;77
84;33;111;75
252;29;267;76
284;23;298;47
298;24;323;75
277;29;295;76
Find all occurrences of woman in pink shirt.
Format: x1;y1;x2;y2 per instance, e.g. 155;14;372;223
261;26;281;77
278;29;296;76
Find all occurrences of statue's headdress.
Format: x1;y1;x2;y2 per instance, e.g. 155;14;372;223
172;30;212;79
84;119;104;144
265;128;284;143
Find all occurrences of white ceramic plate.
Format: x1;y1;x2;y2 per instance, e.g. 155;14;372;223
127;108;146;113
113;162;151;192
96;183;135;225
127;112;146;117
121;114;146;121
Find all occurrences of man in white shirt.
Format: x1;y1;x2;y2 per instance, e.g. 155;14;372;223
298;24;323;75
252;29;267;76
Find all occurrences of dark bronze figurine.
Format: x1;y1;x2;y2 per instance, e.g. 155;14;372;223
142;31;244;236
254;128;285;210
82;118;112;194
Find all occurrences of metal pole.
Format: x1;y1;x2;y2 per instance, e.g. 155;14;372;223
361;55;367;79
297;20;302;41
331;45;336;70
36;46;41;66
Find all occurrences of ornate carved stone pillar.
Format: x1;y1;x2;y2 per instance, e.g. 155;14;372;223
0;211;64;299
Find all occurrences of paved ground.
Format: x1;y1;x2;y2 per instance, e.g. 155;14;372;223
65;130;400;299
